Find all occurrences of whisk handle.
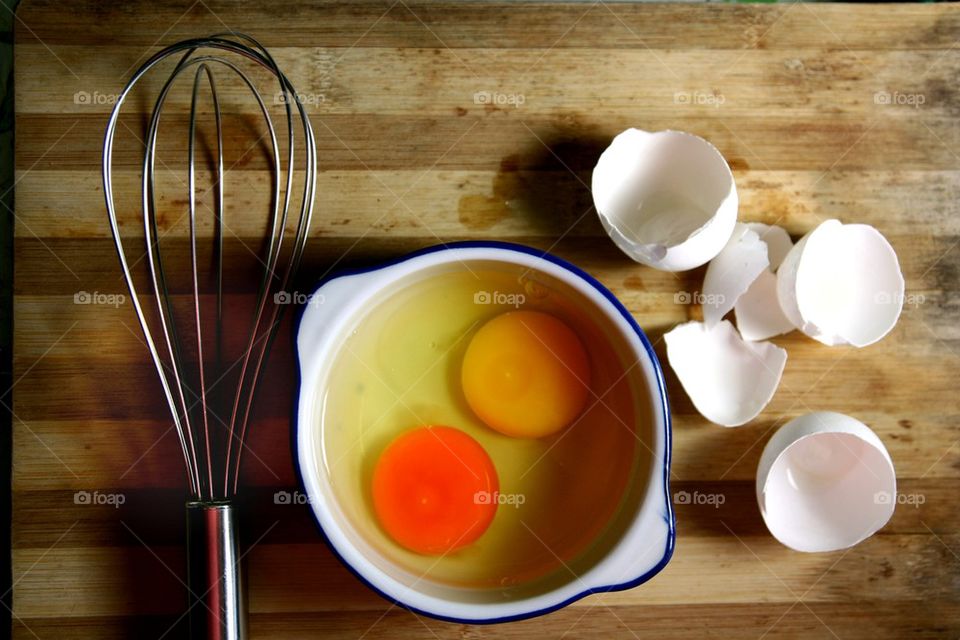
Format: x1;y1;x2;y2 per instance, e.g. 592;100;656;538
186;501;247;640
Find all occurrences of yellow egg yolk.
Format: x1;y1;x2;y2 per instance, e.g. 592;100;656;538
461;310;591;438
372;426;499;555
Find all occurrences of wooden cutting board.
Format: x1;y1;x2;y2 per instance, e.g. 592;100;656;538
12;1;960;637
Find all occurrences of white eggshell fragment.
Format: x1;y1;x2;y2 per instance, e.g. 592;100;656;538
777;219;904;347
734;224;795;341
734;270;796;341
757;412;896;552
775;221;826;331
702;223;769;327
664;320;787;427
592;128;738;272
746;222;793;269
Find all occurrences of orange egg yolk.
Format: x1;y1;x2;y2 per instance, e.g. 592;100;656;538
461;310;591;438
371;426;499;555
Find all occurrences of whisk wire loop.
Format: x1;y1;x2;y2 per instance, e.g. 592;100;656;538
104;34;315;501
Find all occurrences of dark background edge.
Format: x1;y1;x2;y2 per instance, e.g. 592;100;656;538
1;0;16;636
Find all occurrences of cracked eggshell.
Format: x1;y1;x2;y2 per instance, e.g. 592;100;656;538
746;222;793;269
777;220;904;347
734;224;795;341
592;128;738;272
735;269;796;341
757;412;896;553
664;320;787;427
702;223;769;327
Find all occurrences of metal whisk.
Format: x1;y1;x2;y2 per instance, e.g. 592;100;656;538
102;33;315;639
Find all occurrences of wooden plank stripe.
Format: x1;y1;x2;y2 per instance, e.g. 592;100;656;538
11;478;958;550
14;602;960;640
11;533;960;619
16;113;960;171
14;2;960;51
13;170;960;240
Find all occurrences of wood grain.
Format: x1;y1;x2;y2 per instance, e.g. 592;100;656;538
12;1;960;638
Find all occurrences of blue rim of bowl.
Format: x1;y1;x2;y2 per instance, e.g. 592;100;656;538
291;240;675;624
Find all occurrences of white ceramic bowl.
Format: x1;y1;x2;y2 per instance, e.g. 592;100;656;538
295;241;674;623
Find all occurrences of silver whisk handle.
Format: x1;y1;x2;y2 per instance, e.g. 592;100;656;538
186;501;247;640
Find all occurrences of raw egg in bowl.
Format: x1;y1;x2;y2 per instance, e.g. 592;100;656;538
295;242;673;623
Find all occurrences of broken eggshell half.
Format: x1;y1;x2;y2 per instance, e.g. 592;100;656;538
757;411;896;552
733;223;796;341
591;129;738;271
735;270;796;342
664;320;787;427
746;222;793;270
702;223;770;327
776;219;904;347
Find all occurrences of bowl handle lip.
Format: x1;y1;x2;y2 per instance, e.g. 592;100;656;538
295;269;381;366
291;239;675;623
